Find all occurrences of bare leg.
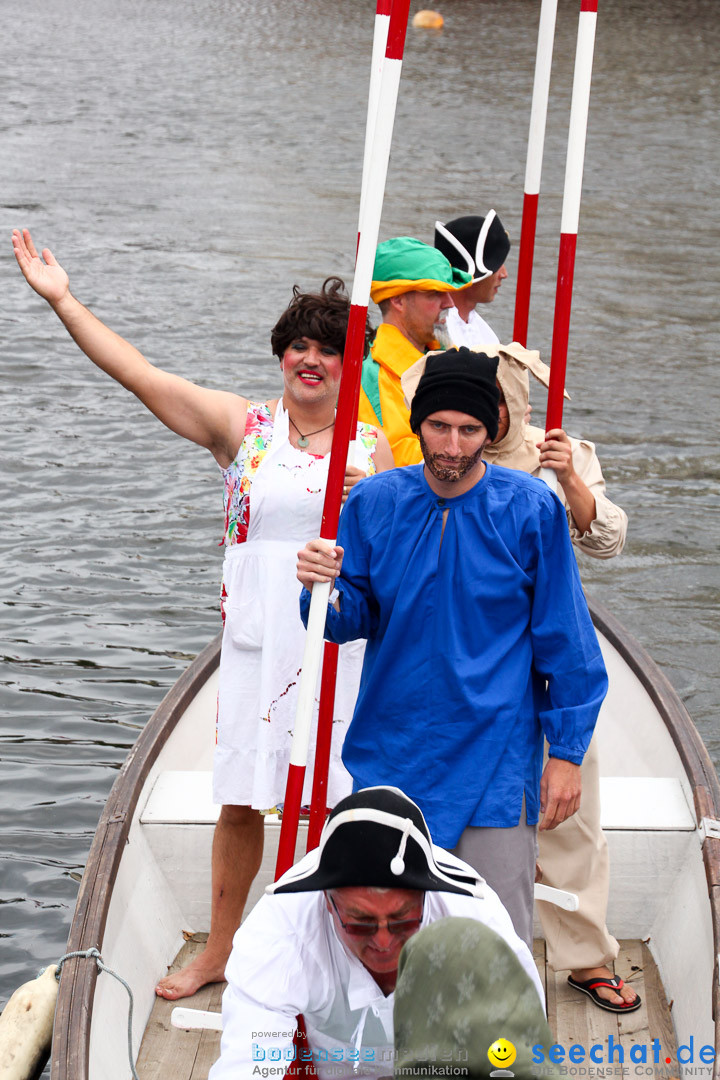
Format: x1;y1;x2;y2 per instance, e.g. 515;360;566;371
570;965;638;1007
155;804;264;1000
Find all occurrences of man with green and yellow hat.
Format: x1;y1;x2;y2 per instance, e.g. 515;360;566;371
358;237;472;466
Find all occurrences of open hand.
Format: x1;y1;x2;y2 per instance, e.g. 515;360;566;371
12;229;70;305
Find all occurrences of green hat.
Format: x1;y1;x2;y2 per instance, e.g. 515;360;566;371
371;237;472;304
394;918;556;1079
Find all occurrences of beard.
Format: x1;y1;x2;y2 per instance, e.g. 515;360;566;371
418;431;487;483
432;311;454;349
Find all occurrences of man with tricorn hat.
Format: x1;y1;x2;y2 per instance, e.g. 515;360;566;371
208;786;544;1080
433;210;510;348
297;349;608;951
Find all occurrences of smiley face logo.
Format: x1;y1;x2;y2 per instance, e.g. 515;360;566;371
487;1039;517;1070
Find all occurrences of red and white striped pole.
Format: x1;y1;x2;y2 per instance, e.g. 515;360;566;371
349;0;395;441
545;0;599;439
358;0;393;245
275;0;412;879
306;0;398;853
513;0;559;346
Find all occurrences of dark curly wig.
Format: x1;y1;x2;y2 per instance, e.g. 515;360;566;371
270;277;374;361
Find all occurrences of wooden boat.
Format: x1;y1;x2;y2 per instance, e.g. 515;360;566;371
48;599;720;1080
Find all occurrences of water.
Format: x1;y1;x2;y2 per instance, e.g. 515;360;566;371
1;0;718;1018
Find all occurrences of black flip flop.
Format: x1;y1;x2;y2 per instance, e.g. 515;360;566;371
567;974;642;1013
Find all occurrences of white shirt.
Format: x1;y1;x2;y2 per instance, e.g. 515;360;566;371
446;305;499;348
209;851;543;1080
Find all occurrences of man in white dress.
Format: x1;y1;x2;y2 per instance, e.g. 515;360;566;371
433;211;510;348
208;787;545;1080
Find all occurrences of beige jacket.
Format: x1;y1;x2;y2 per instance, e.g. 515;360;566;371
402;342;627;559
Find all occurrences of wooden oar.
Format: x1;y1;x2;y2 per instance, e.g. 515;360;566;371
276;0;413;879
542;0;599;489
513;0;559;346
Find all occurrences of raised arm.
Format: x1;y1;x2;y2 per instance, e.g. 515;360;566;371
12;229;246;468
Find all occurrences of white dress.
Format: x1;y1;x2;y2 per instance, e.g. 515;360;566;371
214;401;376;809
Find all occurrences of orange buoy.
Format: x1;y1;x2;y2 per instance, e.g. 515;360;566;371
412;10;444;29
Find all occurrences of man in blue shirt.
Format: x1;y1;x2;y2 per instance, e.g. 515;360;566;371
297;348;608;948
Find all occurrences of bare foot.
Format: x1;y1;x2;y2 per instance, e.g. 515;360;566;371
570;965;638;1007
155;950;228;1000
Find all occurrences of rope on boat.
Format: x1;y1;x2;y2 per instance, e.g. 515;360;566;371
55;949;141;1080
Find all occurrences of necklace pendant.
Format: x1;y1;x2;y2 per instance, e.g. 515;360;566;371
297;435;309;448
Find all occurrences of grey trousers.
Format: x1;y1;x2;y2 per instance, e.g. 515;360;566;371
451;807;538;951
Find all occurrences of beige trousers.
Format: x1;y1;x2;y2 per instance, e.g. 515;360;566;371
536;734;619;971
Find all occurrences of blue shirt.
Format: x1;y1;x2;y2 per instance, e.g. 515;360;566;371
300;463;607;848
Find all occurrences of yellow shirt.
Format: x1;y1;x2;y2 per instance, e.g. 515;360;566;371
358;323;432;467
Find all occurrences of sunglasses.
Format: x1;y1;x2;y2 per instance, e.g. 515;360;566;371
329;893;424;938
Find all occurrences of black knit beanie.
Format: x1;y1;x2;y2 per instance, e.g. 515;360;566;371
409;348;500;440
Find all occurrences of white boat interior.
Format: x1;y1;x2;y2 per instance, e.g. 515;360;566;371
50;603;720;1080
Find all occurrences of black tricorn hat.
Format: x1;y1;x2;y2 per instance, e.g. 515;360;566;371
434;211;510;282
267;787;483;897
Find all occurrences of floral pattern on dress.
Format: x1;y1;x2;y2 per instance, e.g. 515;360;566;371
357;424;379;475
220;402;274;549
221;409;378;552
215;409;379;759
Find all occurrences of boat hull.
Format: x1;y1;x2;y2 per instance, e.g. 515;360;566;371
49;602;720;1080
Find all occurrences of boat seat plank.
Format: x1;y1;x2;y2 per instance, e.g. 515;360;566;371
135;936;224;1080
141;772;219;825
141;772;696;831
599;778;695;831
